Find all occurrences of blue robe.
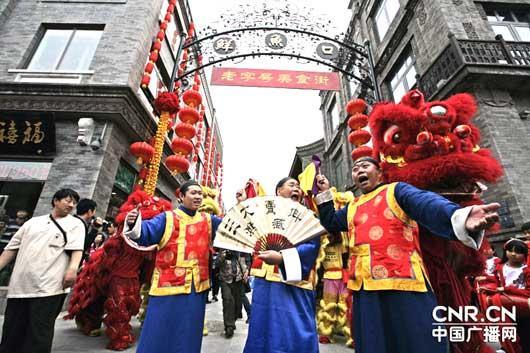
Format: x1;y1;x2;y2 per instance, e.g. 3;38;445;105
243;236;320;353
317;182;471;353
131;206;221;353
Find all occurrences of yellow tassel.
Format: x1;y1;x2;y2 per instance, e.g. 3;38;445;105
313;235;330;285
144;111;171;196
318;322;333;336
337;302;347;314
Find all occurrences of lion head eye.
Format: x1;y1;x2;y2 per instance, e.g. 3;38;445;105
383;124;402;145
429;105;447;116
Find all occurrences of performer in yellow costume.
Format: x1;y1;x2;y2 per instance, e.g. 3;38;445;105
316;187;354;347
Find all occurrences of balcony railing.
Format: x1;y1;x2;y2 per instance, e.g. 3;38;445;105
418;34;530;98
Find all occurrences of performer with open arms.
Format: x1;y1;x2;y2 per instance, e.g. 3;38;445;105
315;156;500;353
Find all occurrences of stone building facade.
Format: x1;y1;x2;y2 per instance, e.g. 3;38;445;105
293;0;529;239
0;0;223;220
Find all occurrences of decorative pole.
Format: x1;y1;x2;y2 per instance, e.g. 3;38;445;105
144;92;180;196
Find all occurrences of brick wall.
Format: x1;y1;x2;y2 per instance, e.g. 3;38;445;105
0;0;162;88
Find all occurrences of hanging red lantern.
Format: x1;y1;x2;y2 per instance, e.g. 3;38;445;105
351;146;373;161
130;142;155;164
182;90;202;108
346;99;367;115
348;113;369;130
141;75;151;88
348;130;372;146
174;122;196;139
166;155;189;174
178;106;200;124
171;137;194;156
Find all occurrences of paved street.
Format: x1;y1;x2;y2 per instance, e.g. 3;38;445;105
0;294;354;353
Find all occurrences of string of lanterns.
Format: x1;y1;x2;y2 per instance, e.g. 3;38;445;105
345;98;373;161
130;0;224;198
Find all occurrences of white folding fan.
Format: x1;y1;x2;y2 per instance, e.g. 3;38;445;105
214;196;326;254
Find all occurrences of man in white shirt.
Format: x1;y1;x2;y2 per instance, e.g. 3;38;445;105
0;188;85;353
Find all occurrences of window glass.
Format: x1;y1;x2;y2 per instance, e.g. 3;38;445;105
28;30;71;70
390;54;416;102
513;10;530;23
375;0;400;40
166;16;182;55
491;24;515;40
59;30;102;70
515;26;530;41
485;5;530;41
28;29;102;71
496;9;514;22
330;98;341;131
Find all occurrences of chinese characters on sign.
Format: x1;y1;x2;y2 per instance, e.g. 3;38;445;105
432;325;517;344
265;33;287;49
0;112;56;155
213;37;236;55
211;67;341;91
431;305;519;344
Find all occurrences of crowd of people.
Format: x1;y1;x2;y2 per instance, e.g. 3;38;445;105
0;155;528;353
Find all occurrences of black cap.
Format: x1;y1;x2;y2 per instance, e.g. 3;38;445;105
179;180;201;195
352;156;380;169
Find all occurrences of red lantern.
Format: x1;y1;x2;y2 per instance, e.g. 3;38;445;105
130;142;155;164
348;113;369;130
348;130;372;146
174;122;196;139
149;52;159;62
166;155;189;174
171;137;194;156
346;99;367;115
351;146;373;161
178;106;200;124
182;90;202;108
140;75;150;88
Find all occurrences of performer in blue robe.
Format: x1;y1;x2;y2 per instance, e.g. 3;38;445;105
314;157;500;353
243;177;321;353
124;180;221;353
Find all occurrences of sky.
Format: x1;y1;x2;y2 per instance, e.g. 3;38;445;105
188;0;352;209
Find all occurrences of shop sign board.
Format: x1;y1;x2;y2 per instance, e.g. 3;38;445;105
0;111;56;155
0;161;51;181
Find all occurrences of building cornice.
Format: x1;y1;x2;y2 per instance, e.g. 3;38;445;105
0;83;157;141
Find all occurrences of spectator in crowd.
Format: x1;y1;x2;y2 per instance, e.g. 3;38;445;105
218;249;247;338
74;199;101;262
103;217;117;239
239;252;252;324
88;232;105;257
0;210;30;286
0;210;29;252
0;188;85;353
483;243;500;276
0;215;8;245
208;250;220;303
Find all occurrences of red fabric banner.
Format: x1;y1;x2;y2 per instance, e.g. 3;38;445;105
210;67;340;91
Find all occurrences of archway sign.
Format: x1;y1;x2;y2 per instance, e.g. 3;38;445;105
172;1;381;102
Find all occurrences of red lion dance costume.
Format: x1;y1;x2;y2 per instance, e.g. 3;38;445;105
364;90;504;353
65;190;171;350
